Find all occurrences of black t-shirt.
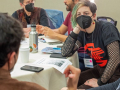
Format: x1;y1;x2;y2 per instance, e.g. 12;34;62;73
78;21;120;67
12;8;50;27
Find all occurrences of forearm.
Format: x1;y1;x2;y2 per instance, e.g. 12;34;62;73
53;29;60;33
86;78;120;90
54;33;68;42
61;32;82;57
53;28;67;35
53;28;68;42
98;41;120;85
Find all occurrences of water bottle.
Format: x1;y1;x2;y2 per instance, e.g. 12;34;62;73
29;24;38;53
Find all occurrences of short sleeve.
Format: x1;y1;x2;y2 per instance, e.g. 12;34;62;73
63;12;71;27
102;23;120;46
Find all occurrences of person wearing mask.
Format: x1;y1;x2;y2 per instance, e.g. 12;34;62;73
12;0;50;38
0;13;45;90
36;0;90;71
61;0;120;89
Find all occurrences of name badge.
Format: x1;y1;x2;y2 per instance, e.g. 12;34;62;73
84;58;93;68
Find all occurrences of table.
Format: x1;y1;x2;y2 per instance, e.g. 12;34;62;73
11;36;79;90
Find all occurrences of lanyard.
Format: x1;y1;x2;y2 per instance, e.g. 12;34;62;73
84;31;94;59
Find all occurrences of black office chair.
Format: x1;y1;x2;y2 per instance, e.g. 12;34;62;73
97;16;117;26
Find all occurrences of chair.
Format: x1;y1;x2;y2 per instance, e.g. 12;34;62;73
45;9;64;28
47;17;56;29
97;16;117;26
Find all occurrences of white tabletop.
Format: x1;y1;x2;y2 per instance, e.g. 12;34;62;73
11;36;79;90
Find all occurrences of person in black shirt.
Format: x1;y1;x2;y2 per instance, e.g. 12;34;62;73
61;0;120;89
12;0;50;38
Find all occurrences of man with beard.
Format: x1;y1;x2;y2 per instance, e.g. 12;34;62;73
12;0;50;38
36;0;80;42
0;13;45;90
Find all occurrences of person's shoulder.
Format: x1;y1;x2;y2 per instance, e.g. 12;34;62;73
13;9;22;14
35;7;45;14
40;8;45;12
35;7;44;11
38;8;47;17
12;11;17;15
96;20;120;41
96;20;117;32
64;11;71;19
67;11;72;16
12;11;18;18
14;8;24;14
16;81;46;90
97;20;115;28
16;8;24;12
12;9;24;18
13;8;22;12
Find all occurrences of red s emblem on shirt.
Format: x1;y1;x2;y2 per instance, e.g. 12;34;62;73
84;43;107;67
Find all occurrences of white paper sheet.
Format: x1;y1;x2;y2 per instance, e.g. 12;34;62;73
44;37;61;43
33;57;72;73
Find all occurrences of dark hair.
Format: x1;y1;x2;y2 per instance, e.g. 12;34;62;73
83;0;97;14
0;13;24;68
19;0;24;3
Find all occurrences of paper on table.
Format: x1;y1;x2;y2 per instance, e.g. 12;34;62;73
44;37;61;43
41;47;61;54
33;57;72;73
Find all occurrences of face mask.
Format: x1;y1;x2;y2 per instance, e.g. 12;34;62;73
76;15;92;29
25;3;34;12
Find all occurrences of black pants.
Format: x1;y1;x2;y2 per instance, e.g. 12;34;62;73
77;65;120;89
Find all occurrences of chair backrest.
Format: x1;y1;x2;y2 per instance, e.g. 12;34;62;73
97;16;117;26
47;17;56;29
45;9;64;28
